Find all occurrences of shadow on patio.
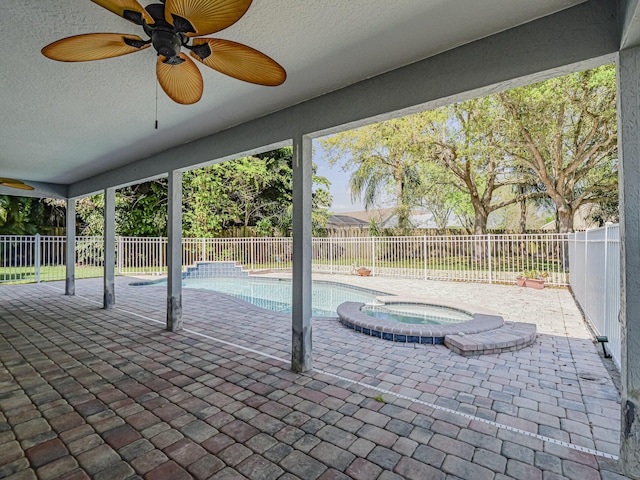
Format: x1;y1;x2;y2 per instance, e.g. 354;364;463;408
0;276;626;479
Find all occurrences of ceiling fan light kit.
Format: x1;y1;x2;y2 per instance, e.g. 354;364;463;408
42;0;286;105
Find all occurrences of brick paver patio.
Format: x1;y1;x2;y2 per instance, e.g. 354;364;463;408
0;275;626;479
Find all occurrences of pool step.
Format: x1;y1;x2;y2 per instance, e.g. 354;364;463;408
445;322;536;356
183;261;248;279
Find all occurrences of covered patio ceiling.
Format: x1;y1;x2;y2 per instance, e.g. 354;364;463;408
0;0;628;199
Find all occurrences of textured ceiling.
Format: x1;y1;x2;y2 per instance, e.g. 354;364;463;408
0;0;584;185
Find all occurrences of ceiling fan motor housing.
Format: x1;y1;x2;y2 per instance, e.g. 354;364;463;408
152;30;182;58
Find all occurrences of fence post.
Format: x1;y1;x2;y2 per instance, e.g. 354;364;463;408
116;236;123;275
371;237;376;275
603;224;609;329
584;229;588;314
423;235;428;280
202;238;206;263
329;236;333;275
487;234;492;284
34;234;41;283
251;237;255;270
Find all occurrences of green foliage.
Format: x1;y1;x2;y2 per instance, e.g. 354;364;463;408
498;64;617;232
0;196;64;235
368;218;381;236
117;180;168;237
319;115;431;231
72;147;332;238
76;195;104;235
182;147;331;237
589;195;619;226
521;269;548;280
321;64;617;234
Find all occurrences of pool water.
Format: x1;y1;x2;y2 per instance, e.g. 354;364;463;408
146;277;379;317
361;303;473;325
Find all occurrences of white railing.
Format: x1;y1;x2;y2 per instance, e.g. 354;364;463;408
0;233;570;286
313;234;569;285
569;224;621;369
118;236;166;275
0;235;105;283
181;237;292;272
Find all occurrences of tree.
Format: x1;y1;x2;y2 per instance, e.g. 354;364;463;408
589;193;619;226
0;196;65;235
117;181;168;237
0;196;38;234
424;97;543;234
72;147;331;238
75;181;168;237
498;65;617;233
320;115;429;231
183;147;331;237
182;166;238;237
76;195;105;236
412;162;465;233
246;147;331;236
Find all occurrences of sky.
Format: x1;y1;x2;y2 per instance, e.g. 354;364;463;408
313;142;365;213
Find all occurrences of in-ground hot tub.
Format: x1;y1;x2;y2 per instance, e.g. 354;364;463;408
361;302;474;325
337;296;504;344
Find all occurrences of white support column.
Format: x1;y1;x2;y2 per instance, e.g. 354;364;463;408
103;187;116;309
65;198;76;296
291;135;313;372
618;46;640;479
167;170;183;332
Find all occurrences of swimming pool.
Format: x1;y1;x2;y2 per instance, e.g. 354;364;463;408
140;277;380;317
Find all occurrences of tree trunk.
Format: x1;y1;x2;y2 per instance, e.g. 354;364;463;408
397;205;410;233
519;199;527;234
396;178;410;233
557;205;573;233
473;209;488;235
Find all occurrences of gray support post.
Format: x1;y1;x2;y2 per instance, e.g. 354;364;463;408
167;170;183;332
618;46;640;479
103;187;116;309
291;135;313;373
65;198;76;295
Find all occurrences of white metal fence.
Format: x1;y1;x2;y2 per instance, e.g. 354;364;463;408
0;233;570;286
312;234;569;285
0;235;105;283
569;224;621;368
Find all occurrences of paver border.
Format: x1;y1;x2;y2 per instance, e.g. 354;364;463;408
336;296;504;344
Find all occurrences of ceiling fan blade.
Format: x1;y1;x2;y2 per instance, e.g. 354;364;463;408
2;183;35;191
91;0;153;25
0;179;34;191
164;0;252;37
42;33;150;62
190;39;286;86
157;54;203;105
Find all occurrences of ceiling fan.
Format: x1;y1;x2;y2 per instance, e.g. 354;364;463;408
0;178;34;191
42;0;286;105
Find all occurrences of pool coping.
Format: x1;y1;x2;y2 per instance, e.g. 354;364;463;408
336;295;504;344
